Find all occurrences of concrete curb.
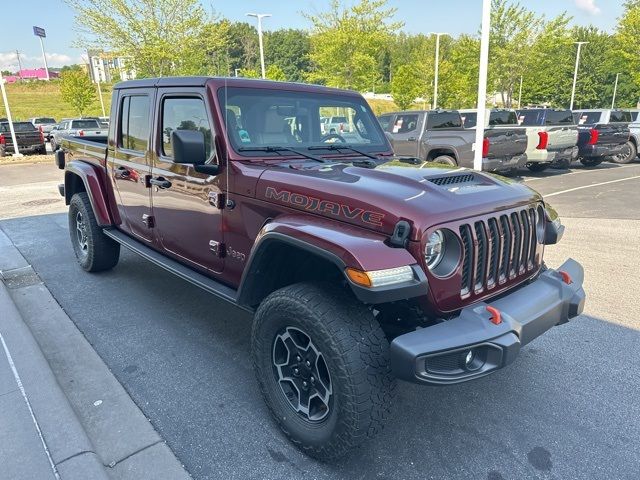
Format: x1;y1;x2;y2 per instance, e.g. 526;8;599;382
0;226;191;480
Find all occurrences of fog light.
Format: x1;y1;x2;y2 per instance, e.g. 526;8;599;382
460;348;483;372
464;350;474;365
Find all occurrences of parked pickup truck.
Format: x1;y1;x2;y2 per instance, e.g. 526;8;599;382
0;121;46;156
379;109;526;173
50;118;108;150
56;77;585;460
629;120;640;162
573;109;633;166
515;109;579;171
28;117;58;141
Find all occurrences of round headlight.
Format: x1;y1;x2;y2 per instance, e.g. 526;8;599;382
425;230;445;269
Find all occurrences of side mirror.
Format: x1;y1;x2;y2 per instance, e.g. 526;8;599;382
171;130;219;175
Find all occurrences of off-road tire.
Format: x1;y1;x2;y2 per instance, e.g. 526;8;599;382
432;155;456;166
69;192;120;272
579;157;603;168
609;141;636;164
526;162;550;172
551;158;571;170
251;282;395;461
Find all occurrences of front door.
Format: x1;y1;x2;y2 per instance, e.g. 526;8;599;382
110;90;154;242
150;89;225;274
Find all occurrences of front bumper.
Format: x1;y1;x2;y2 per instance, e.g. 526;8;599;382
483;153;528;172
390;258;585;385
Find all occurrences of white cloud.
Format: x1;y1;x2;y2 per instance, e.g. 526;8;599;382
574;0;601;15
0;51;84;72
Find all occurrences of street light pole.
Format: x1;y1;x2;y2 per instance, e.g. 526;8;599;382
430;32;448;109
517;75;523;108
246;13;272;79
38;36;50;81
0;71;22;156
473;0;491;172
611;73;620;109
570;41;588;110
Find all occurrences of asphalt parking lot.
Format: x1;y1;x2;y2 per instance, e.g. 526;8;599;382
1;160;639;480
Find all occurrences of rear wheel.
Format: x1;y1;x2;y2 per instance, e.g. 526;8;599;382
551;158;571;170
580;157;603;168
432;155;456;166
609;141;636;164
69;192;120;272
526;162;550;172
251;282;395;460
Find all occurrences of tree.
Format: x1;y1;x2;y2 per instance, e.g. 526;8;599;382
264;29;311;82
266;65;287;81
439;35;480;108
391;63;426;109
66;0;227;77
304;0;403;91
60;70;96;116
614;0;640;105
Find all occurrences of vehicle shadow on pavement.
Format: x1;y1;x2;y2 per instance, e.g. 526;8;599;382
1;213;639;480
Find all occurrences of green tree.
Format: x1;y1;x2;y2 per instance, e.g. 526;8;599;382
264;29;311;82
304;0;403;91
60;70;96;116
614;0;640;105
66;0;227;77
439;35;480;108
391;63;426;109
266;65;287;81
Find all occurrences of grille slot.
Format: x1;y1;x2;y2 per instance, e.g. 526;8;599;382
459;207;539;297
428;173;476;187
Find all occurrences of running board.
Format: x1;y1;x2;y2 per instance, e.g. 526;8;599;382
103;228;252;312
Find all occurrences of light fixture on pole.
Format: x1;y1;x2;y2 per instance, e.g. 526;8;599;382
33;26;50;81
429;32;449;109
569;41;588;111
473;0;491;172
611;73;620;109
246;13;272;79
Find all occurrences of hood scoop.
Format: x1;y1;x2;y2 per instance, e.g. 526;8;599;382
427;173;477;187
425;171;499;194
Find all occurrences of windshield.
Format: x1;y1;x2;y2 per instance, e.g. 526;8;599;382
217;87;387;156
0;122;37;132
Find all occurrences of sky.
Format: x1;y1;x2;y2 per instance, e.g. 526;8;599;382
0;0;625;72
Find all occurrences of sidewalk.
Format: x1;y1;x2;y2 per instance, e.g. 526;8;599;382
0;226;191;480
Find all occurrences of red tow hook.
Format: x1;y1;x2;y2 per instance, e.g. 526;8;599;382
486;306;502;325
559;271;572;285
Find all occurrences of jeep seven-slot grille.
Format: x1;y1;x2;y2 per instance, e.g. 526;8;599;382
428;173;475;187
460;207;538;297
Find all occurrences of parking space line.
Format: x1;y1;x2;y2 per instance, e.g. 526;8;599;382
544;175;640;197
523;164;640;182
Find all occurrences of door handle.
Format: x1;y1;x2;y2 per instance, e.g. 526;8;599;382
407;137;417;141
149;177;172;189
115;166;130;179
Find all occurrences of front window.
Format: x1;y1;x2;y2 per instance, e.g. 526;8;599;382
392;114;419;133
218;87;387;156
161;97;213;159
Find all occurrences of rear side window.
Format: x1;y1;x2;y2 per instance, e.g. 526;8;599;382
460;112;477;128
576;112;602;125
392;114;419;133
427;112;461;129
489;111;517;125
518;110;543;126
377;114;393;130
119;95;150;151
161;97;213;159
545;110;574;125
631;112;639;122
610;110;632;123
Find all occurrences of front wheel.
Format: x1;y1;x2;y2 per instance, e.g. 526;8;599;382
609;141;636;164
580;157;603;168
69;192;120;272
251;282;395;460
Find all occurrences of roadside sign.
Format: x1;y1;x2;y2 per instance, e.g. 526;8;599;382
33;26;46;38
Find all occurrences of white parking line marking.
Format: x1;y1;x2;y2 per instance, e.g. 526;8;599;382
544;175;640;197
0;332;60;479
523;164;640;182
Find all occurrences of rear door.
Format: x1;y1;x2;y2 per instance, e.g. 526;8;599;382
110;89;154;242
389;113;422;156
150;88;225;274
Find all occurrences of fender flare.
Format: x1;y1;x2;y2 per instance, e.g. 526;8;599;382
424;145;459;163
236;215;427;307
64;160;117;226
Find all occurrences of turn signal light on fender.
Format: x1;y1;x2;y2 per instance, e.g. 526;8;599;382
559;271;572;284
345;266;414;288
486;306;502;325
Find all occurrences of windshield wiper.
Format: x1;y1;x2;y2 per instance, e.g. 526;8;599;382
307;144;381;161
238;146;327;163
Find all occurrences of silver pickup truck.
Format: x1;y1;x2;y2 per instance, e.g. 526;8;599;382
50;118;109;151
626;120;639;163
379;109;527;173
515;109;578;171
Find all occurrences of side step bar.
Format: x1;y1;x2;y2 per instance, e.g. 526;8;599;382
103;228;252;312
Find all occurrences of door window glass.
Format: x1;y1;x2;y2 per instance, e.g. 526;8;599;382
427;112;461;129
119;95;150;151
610;110;632;123
161;97;213;158
377;114;393;130
393;114;419;133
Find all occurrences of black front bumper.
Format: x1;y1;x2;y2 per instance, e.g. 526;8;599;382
390;258;585;385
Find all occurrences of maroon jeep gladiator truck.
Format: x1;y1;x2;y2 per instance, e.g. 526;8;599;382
56;77;585;460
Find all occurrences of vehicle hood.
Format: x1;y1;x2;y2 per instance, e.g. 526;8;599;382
256;160;542;240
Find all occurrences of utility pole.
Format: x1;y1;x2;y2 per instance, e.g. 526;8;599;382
0;71;22;156
473;0;491;172
246;13;271;79
611;73;620;109
429;32;449;109
570;41;588;110
15;50;24;79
